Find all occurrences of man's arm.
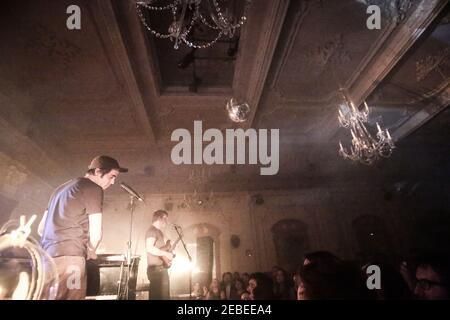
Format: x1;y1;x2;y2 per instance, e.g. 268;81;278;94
88;213;103;251
146;237;173;259
37;210;48;237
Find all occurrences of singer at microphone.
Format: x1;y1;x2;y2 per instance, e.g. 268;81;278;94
120;182;144;202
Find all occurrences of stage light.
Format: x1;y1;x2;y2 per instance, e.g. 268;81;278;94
170;257;195;275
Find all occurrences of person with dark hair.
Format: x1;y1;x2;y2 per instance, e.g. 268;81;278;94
145;210;173;300
297;258;370;300
249;272;274;300
205;278;222;300
230;278;246;300
273;268;296;300
270;266;281;283
38;155;128;299
241;272;250;288
247;275;257;299
413;254;450;300
220;272;235;300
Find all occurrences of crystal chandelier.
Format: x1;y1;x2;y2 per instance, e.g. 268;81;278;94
337;93;395;165
136;0;252;50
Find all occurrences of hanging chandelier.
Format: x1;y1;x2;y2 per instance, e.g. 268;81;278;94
136;0;252;50
337;93;395;165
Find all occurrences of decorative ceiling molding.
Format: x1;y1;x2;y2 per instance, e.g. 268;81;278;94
111;0;290;133
273;32;352;104
269;0;316;91
235;0;291;128
344;0;450;143
347;0;448;107
268;0;446;107
391;82;450;141
269;0;403;106
89;0;157;148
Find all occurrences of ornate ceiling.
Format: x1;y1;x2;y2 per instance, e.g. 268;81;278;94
0;0;448;195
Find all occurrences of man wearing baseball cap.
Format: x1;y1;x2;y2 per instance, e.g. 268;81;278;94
38;155;127;299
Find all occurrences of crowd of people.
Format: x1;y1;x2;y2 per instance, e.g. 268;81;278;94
190;251;450;300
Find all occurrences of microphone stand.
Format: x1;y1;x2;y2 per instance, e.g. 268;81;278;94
117;195;136;300
174;225;193;299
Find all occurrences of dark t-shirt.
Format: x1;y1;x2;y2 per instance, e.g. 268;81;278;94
145;225;165;266
40;177;103;258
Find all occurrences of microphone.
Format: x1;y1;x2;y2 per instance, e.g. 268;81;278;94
120;183;144;202
172;223;182;228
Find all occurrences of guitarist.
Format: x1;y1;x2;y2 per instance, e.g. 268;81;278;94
145;210;174;300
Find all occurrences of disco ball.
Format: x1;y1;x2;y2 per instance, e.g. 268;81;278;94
226;98;250;123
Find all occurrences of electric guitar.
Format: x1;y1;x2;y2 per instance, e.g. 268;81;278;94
159;234;182;268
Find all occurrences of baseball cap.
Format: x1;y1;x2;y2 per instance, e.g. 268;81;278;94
88;155;128;173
